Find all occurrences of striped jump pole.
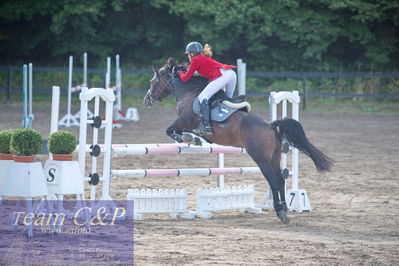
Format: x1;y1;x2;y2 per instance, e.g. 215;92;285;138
80;140;258;201
111;144;246;156
110;167;261;179
111;143;247;188
80;142;250;189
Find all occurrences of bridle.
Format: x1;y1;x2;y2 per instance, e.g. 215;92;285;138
149;67;177;102
146;63;187;107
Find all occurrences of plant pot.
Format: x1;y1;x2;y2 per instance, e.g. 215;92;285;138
52;154;73;161
13;155;35;163
0;154;14;160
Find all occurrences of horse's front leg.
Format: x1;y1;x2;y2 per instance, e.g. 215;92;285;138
166;118;185;143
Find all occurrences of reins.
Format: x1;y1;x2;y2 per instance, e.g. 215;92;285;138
152;63;201;102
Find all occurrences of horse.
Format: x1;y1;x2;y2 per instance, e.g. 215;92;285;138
144;58;333;223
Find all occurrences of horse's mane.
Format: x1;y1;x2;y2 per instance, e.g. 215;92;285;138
161;57;208;93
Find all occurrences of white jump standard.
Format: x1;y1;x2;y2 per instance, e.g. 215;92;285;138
106;55;139;126
78;87;115;202
257;91;311;212
58;55;82;127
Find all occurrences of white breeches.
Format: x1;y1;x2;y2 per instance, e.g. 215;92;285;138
198;69;237;102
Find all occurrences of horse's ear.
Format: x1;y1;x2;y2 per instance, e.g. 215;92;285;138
152;66;159;75
167;57;176;67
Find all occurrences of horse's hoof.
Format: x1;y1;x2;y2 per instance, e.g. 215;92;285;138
194;137;202;146
181;134;193;143
277;210;290;224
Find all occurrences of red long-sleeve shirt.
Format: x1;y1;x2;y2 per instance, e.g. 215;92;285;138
179;55;236;82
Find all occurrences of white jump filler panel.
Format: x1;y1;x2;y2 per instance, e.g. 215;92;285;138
127;188;192;220
195;185;261;219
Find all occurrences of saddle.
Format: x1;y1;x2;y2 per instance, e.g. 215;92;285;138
193;97;251;122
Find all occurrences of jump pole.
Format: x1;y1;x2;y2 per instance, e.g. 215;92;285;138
77;142;253;187
66;56;73;123
23;64;27;128
104;57;122;128
28;63;34;127
106;57;111;89
22;63;34;128
58;56;80;127
49;86;60;161
236;58;246;96
113;55;139;122
115;55;122;113
83;52;87;86
106;143;260;179
50;86;60;135
72;53;94;120
217;153;224;188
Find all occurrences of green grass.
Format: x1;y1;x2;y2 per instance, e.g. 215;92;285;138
302;98;399;114
1;91;398;115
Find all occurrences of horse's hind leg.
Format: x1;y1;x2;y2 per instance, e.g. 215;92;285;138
245;144;289;223
241;118;288;223
271;146;289;223
256;161;289;223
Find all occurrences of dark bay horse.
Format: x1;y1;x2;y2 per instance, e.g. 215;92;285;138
144;58;332;223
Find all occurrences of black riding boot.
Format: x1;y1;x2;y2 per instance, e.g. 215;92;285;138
194;99;213;135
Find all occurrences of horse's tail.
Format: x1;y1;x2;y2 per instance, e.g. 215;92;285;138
271;118;333;173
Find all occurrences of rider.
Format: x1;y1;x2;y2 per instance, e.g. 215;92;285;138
178;41;239;135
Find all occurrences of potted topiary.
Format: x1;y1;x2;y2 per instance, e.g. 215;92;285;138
1;128;48;203
0;129;14;160
48;130;77;161
10;128;42;162
0;129;15;193
44;130;82;196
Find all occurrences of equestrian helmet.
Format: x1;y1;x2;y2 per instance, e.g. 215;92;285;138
185;42;203;54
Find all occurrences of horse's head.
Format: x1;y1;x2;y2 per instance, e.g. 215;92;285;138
144;58;181;108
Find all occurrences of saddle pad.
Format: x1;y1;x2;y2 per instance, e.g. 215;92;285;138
193;98;247;122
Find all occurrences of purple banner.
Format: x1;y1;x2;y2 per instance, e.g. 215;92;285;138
0;200;134;265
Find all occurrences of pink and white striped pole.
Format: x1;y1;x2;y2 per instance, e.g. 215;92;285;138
110;167;260;179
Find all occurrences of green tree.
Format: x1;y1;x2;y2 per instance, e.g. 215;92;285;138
0;0;398;71
0;0;184;66
156;0;399;71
